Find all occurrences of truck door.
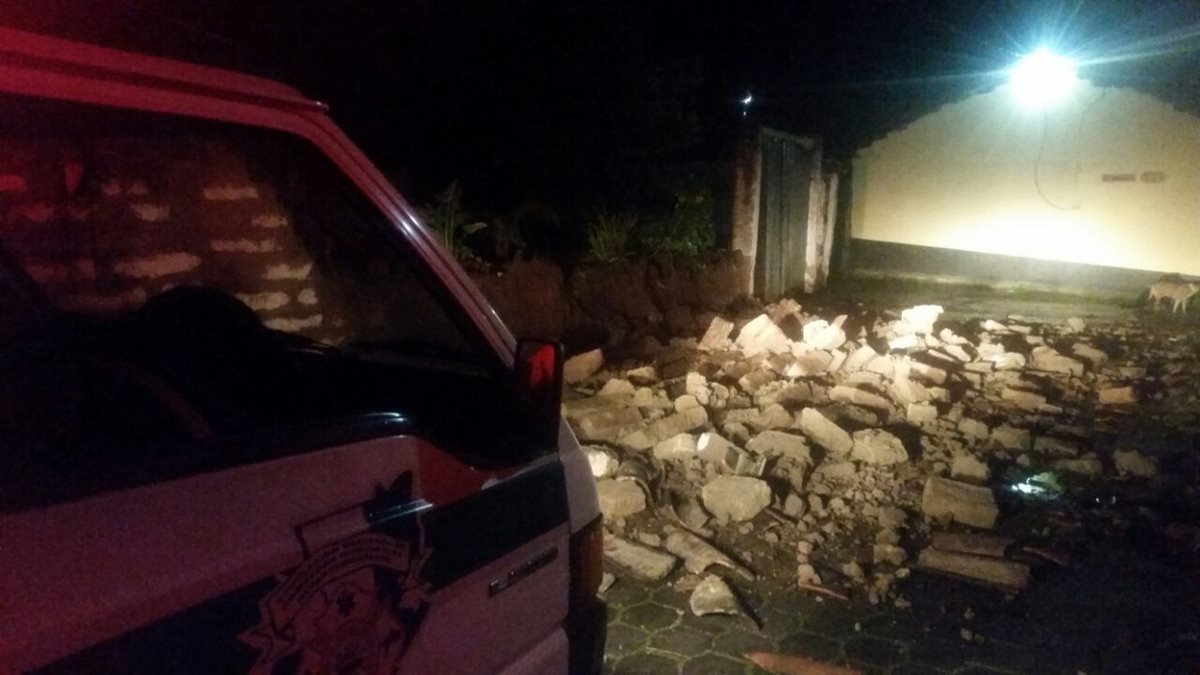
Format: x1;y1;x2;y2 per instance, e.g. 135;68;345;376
0;93;571;673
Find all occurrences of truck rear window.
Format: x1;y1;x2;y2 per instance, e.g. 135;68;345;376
0;95;524;510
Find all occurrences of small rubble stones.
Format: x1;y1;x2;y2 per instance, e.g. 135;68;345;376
565;297;1199;606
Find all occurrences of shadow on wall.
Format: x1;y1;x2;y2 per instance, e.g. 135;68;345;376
470;252;750;353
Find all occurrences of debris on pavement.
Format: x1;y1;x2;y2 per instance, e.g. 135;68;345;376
745;650;864;675
567;298;1200;630
688;574;745;619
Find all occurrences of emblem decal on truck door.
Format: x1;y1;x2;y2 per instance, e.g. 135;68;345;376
240;529;431;675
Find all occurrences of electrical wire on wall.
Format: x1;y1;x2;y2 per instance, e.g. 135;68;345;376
1033;88;1107;210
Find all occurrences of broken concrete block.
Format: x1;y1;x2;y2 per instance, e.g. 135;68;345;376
597;378;635;397
596;479;647;518
1113;449;1158;478
1033;436;1079;457
950;453;989;482
827;349;848;373
1030;346;1084;376
583;446;619;478
1053;454;1103;476
1098;385;1137;405
830;385;893;414
755;382;817;408
728;449;768;477
865;355;897;378
812;460;856;482
746;430;811;463
689;574;744;618
604;535;676;580
697;431;737;463
640;406;708;444
941;345;973;363
910;361;948;385
665;529;753;579
615;429;654;452
922;477;998;529
793;349;835;375
564;348;604;384
844;344;878;372
802;317;847;351
738;368;777;394
746;403;793;432
625;365;658;385
1071;343;1107;367
957;418;989;442
632;387;671;409
573;406;645;443
907;402;938;425
798;408;853;457
699;316;735;351
931;532;1012;558
735;314;792;357
851;429;909;465
918;547;1029;590
783;493;806;518
701;476;772;522
990;424;1032;452
685;370;709;399
991;352;1026;370
888;333;920;351
653;433;699;461
889;377;930;406
901;304;943;334
1001;387;1047;411
674;394;701;412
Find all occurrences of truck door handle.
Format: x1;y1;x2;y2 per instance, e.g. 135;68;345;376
296;497;431;557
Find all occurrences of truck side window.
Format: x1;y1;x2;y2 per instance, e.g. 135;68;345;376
0;95;517;511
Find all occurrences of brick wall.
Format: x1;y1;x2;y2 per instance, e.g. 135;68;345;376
0;136;329;337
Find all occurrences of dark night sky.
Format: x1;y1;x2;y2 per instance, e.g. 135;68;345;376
5;1;1200;217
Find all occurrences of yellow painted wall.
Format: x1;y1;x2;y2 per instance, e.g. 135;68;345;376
851;82;1200;275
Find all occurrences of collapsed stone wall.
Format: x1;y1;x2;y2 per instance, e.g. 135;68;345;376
560;298;1197;611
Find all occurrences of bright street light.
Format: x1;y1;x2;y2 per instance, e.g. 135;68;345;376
1009;48;1078;109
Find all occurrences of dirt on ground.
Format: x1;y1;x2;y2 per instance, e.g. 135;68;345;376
566;285;1200;674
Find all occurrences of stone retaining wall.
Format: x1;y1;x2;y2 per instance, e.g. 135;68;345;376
469;252;751;348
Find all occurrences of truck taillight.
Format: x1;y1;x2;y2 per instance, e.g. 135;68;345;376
569;514;604;606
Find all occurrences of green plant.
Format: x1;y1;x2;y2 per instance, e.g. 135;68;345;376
639;182;714;260
586;211;637;263
420;181;487;260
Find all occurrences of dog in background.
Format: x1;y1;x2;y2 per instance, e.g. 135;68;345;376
1148;274;1199;313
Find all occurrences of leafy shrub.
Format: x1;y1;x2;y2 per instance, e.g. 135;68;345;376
638;182;714;259
419;181;487;260
586;211;638;263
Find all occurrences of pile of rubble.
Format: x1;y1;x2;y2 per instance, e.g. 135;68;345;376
563;298;1200;617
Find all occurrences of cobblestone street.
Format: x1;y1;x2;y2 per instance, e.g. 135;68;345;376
603;538;1200;674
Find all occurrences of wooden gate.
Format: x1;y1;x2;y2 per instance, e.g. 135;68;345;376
752;128;836;299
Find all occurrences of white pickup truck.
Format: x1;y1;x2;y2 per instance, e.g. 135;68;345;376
0;26;604;675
